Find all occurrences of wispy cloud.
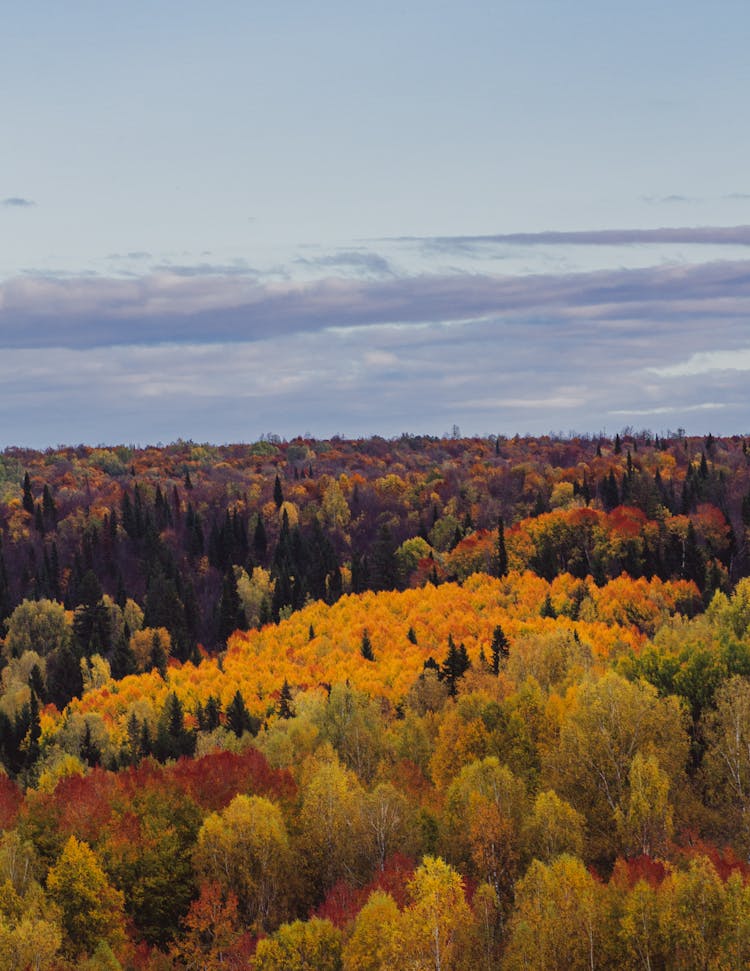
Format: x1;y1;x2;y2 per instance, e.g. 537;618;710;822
641;194;696;205
2;197;36;208
390;225;750;251
647;348;750;378
294;250;395;277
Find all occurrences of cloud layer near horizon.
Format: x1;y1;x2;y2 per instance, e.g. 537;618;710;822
3;229;749;446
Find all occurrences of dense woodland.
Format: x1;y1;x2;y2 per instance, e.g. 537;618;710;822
3;431;750;968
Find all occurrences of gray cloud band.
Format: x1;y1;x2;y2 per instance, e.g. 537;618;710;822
2;258;750;350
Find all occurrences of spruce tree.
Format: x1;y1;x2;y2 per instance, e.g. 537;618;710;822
22;472;34;515
360;629;374;662
490;624;510;675
279;680;294;719
226;689;260;737
496;516;508;578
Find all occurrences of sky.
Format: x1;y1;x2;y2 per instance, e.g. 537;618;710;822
2;0;750;447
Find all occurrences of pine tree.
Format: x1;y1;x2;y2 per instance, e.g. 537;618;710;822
226;690;260;737
273;474;284;509
149;631;168;678
155;692;196;761
80;721;102;767
540;593;556;618
217;569;245;645
22;472;34;515
42;483;56;524
496;516;508;578
360;629;374;662
490;624;510;675
279;680;294;719
253;513;268;560
204;695;222;731
440;634;470;697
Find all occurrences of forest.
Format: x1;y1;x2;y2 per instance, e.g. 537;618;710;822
2;430;750;968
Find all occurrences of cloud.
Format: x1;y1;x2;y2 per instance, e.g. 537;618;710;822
647;348;750;378
392;225;750;251
2;246;750;444
2;258;750;352
641;194;696;205
148;260;258;278
2;197;36;208
294;250;395;277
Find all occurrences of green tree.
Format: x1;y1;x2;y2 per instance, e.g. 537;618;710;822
226;690;260;738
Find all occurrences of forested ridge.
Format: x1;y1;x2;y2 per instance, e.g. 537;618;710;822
3;431;750;968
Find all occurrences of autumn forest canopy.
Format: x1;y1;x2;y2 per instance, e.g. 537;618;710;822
4;430;750;968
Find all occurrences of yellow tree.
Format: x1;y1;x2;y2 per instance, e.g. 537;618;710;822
524;789;585;863
658;855;725;971
618;878;664;971
615;752;674;858
386;856;474;971
545;671;688;861
703;676;750;851
193;794;291;932
253;917;342;971
502;854;601;971
46;835;125;959
342;890;400;971
297;758;367;897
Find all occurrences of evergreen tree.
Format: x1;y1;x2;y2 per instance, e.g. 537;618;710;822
370;524;398;591
278;680;294;719
204;695;222;731
540;592;556;618
110;633;136;680
273;474;284;509
226;690;260;737
490;624;510;675
253;512;268;561
360;629;374;662
149;631;168;677
496;515;508;578
42;483;56;525
80;721;102;767
155;692;196;761
217;569;245;645
22;472;34;515
439;634;470;697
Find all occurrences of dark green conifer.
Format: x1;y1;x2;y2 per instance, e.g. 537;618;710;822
279;680;294;719
490;624;510;675
226;690;260;737
496;516;508;578
22;472;34;515
360;629;374;662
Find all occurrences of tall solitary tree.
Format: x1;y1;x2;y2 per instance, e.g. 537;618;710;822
496;516;508;578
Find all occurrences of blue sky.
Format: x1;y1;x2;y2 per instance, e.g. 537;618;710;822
2;0;750;446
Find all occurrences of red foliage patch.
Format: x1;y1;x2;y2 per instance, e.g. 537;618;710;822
314;853;416;927
610;854;669;889
0;774;22;829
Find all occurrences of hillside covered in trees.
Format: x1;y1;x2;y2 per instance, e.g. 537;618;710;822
3;431;750;968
